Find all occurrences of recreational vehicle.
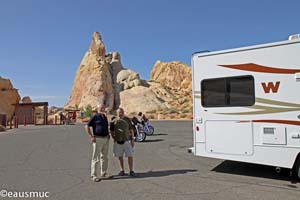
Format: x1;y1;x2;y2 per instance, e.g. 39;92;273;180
192;34;300;178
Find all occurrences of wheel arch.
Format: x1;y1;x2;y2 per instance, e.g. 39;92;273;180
292;152;300;178
292;152;300;169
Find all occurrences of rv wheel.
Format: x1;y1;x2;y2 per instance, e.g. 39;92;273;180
292;156;300;180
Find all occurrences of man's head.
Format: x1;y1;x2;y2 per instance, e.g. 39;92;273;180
97;104;106;114
117;108;125;118
138;112;143;117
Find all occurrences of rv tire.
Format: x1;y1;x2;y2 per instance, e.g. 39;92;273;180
292;154;300;180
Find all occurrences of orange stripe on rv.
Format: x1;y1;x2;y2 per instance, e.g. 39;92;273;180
238;120;300;126
219;63;300;74
253;120;300;126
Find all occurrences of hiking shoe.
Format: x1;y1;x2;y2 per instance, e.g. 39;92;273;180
91;176;101;182
129;171;137;177
118;170;126;176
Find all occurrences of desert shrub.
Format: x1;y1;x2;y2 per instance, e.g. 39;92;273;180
166;108;178;114
129;112;136;116
84;104;93;117
178;98;188;104
180;114;187;118
168;108;178;114
147;110;156;114
109;109;117;116
183;108;191;113
0;125;5;132
172;96;178;101
149;114;155;119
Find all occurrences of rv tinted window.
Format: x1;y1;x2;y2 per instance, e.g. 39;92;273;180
201;78;227;107
201;76;254;107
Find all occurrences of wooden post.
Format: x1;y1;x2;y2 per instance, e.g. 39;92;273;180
44;105;48;125
14;117;17;128
43;106;46;125
46;106;48;125
32;107;35;125
10;118;12;129
24;115;26;126
14;116;18;128
55;115;57;125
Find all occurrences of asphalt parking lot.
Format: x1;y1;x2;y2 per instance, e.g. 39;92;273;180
0;120;299;200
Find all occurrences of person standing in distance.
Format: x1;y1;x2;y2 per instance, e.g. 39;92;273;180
85;104;111;182
110;108;136;177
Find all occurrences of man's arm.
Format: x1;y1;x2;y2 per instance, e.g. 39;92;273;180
110;131;116;141
130;128;134;147
109;121;116;141
85;116;96;143
85;125;96;143
128;121;135;147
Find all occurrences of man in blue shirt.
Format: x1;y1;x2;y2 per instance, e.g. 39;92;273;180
85;104;110;182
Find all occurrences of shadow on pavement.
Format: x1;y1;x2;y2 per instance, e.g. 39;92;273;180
152;133;168;136
212;160;299;183
108;169;197;180
143;139;164;143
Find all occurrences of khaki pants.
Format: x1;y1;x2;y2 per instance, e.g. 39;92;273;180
91;137;109;177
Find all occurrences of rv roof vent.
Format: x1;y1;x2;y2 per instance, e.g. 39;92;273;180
288;34;300;40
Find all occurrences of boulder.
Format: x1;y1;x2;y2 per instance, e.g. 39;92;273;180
117;69;149;90
21;96;32;103
119;86;167;113
149;61;193;113
150;60;192;90
65;32;114;111
0;77;21;119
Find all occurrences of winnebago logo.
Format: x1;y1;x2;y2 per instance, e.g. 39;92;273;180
261;81;280;93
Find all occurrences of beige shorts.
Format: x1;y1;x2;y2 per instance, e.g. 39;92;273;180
113;141;133;157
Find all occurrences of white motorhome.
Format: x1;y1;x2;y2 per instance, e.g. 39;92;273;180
192;34;300;178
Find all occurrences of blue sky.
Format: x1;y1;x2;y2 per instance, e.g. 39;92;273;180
0;0;299;107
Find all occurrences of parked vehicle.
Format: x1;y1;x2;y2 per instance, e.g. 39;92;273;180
137;112;155;136
143;120;154;136
131;117;146;142
191;34;300;178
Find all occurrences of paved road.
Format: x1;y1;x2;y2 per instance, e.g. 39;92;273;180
0;121;299;200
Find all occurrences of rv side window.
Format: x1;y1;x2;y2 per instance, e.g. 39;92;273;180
201;75;254;107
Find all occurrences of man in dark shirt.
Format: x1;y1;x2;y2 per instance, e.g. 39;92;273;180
85;104;110;182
